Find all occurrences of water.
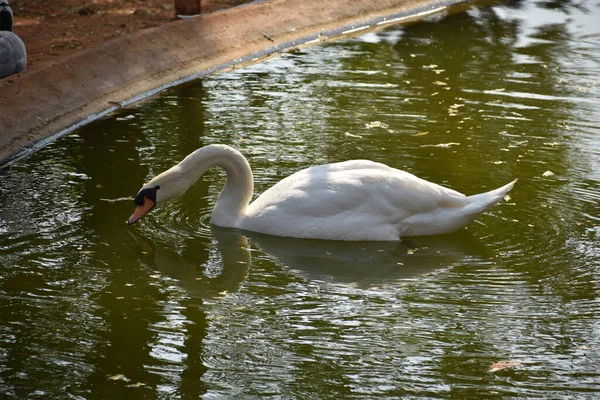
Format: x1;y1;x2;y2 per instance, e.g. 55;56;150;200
1;0;600;398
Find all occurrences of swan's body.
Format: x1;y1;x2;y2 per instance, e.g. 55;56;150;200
0;1;26;79
128;144;516;241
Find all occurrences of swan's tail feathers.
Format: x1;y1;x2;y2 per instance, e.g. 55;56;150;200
465;179;517;215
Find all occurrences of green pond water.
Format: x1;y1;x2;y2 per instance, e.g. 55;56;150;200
1;1;600;398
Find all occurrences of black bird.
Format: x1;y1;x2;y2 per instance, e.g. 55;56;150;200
0;0;26;79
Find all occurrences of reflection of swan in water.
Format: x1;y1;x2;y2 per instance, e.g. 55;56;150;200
246;230;495;286
130;225;494;291
129;228;251;298
128;144;516;241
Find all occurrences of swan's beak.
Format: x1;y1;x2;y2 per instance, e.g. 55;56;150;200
127;196;155;225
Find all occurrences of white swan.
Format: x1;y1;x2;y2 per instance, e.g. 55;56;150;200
128;144;516;241
0;0;26;79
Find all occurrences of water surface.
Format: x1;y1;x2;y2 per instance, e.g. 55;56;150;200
1;0;600;398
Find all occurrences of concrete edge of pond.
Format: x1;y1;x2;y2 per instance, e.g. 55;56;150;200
0;0;471;168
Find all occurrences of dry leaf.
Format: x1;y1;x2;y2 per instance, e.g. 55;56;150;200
489;360;521;372
365;121;389;129
421;142;460;148
344;132;363;139
107;374;131;382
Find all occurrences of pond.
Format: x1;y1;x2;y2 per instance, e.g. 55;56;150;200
1;0;599;398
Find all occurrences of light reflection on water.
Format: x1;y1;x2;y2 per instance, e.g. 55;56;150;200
1;0;600;398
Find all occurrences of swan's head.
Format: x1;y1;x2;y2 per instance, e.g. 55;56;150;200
127;166;191;225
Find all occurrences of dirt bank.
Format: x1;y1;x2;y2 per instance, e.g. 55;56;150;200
0;0;468;167
10;0;250;69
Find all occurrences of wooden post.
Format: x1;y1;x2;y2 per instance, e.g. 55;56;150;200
174;0;201;15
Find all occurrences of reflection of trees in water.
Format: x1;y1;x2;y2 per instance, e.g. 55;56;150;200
326;5;577;174
73;82;217;396
398;4;600;308
75;107;161;396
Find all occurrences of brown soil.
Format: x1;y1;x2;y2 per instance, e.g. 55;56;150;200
11;0;249;69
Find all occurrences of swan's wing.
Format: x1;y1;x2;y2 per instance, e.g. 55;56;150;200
242;160;469;239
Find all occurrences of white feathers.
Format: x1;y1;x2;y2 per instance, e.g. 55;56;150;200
133;144;516;241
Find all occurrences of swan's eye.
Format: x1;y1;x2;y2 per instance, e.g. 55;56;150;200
155;185;161;190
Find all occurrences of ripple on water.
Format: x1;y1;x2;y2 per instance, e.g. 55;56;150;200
140;201;214;245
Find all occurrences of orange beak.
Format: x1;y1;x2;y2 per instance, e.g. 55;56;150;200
127;196;155;225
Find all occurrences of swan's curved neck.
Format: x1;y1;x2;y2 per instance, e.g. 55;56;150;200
176;145;254;227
